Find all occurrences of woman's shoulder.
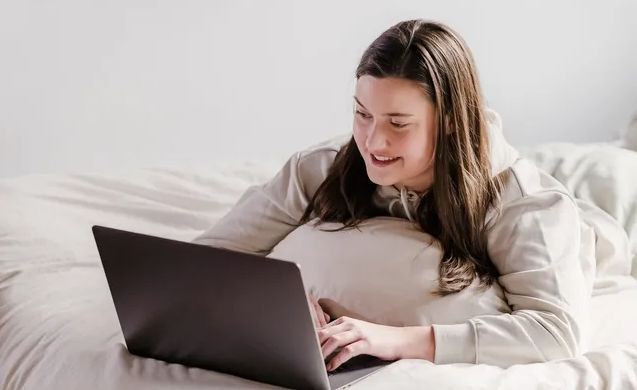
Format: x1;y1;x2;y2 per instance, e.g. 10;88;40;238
486;157;579;230
286;133;350;198
295;133;349;162
499;157;575;206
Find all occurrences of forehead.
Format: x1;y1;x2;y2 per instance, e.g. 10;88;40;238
354;76;430;113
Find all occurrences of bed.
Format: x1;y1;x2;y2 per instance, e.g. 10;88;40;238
2;139;637;390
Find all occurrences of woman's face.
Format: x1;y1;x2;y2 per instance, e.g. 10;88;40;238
353;75;436;192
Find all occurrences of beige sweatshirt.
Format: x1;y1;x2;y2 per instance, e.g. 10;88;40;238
192;110;599;367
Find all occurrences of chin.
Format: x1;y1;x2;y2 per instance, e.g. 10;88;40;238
365;171;398;187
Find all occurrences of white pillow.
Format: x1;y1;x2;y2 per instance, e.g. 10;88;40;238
621;111;637;151
521;143;637;278
267;217;510;327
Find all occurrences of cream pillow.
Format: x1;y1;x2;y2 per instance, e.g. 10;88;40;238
521;143;637;278
267;216;510;327
621;111;637;151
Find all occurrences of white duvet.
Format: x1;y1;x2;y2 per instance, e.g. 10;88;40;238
1;145;637;390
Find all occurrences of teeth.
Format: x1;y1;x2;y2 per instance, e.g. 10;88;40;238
373;154;398;161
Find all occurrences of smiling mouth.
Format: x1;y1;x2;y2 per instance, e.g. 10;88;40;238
371;154;401;166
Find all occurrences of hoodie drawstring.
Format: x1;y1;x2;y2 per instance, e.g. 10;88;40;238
386;185;419;222
399;186;415;222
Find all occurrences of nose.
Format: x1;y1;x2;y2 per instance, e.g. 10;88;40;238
365;123;390;151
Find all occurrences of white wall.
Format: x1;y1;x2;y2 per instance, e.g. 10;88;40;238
1;0;636;177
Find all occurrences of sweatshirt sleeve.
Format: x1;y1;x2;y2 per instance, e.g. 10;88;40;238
191;148;337;255
433;188;596;367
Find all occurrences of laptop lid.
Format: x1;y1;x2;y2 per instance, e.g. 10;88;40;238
92;225;331;390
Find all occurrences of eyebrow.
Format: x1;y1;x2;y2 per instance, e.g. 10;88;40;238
353;96;414;117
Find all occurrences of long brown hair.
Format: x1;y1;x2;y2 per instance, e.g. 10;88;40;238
301;20;508;296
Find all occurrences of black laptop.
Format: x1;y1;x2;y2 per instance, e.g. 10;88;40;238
92;225;391;390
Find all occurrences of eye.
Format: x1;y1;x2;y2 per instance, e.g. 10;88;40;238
390;121;409;129
355;110;372;119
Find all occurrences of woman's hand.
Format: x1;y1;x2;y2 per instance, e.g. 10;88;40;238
308;294;330;328
317;298;371;322
309;295;368;328
318;316;435;371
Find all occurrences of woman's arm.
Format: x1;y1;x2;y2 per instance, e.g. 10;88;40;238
192;146;339;255
433;172;596;367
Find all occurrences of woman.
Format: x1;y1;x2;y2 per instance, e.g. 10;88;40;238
193;20;597;370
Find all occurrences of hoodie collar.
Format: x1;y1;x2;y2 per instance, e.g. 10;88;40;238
372;109;519;222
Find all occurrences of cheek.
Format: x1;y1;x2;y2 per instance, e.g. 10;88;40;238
352;126;367;153
402;134;434;165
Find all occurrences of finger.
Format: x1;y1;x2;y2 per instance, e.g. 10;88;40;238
320;298;370;322
307;294;316;321
313;300;327;328
323;312;330;324
309;301;319;328
317;312;327;328
318;298;343;319
321;329;359;360
317;318;352;344
326;340;366;372
308;296;325;328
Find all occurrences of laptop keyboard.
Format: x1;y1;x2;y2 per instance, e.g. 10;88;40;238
326;354;386;376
